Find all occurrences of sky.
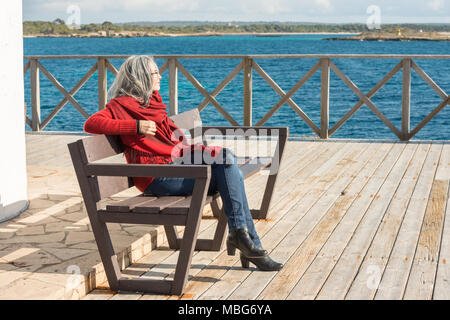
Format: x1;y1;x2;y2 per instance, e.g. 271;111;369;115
22;0;449;24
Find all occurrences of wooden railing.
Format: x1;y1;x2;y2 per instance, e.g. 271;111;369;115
23;54;450;140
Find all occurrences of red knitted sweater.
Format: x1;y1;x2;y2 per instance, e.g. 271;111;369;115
84;93;220;193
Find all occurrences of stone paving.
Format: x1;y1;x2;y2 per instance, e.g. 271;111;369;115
0;134;171;300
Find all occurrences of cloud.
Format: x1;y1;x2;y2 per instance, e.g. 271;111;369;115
121;0;200;13
427;0;445;10
239;0;291;16
22;0;449;23
314;0;333;11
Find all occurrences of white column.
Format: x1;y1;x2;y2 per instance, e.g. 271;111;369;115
0;1;29;222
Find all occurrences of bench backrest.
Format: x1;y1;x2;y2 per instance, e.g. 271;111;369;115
69;108;202;202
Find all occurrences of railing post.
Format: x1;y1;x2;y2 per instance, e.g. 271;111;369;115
30;58;41;131
97;57;107;110
320;58;330;139
169;58;178;115
243;57;253;126
402;58;411;141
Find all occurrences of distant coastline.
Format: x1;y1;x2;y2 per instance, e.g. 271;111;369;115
23;31;361;38
23;20;449;40
325;31;450;41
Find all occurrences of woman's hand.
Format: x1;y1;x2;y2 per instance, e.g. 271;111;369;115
139;120;157;135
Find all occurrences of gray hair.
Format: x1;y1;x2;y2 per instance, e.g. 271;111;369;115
108;55;156;106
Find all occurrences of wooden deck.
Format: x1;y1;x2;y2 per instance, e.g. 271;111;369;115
25;133;449;300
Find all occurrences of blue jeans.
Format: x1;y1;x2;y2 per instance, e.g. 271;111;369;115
144;148;262;249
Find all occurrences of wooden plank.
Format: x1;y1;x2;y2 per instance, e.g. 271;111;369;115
374;143;443;299
249;142;387;300
23;60;31;74
198;142;368;299
30;58;40;131
243;141;322;210
315;143;418;300
252;60;320;135
169;108;202;132
402;58;411;141
133;197;186;214
106;195;157;212
98;57;107;110
41;62;98;129
111;245;175;300
294;142;407;300
23;54;450;60
329;61;403;136
184;142;348;299
108;218;219;300
434;179;450;299
231;143;384;300
98;211;187;226
320;58;330;139
168;58;178;115
161;195;215;215
84;163;211;178
409;97;450;140
410;60;447;100
37;60;90;119
243;57;252;126
404;145;448;299
176;60;239;126
284;142;397;300
105;59;118;76
81;289;115;300
197;61;244;111
109;292;142;300
134;214;223;294
433;144;450;299
159;60;169;75
255;61;321;127
329;60;402;140
344;143;430;299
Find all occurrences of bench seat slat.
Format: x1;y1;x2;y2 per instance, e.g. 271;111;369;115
161;195;216;215
133;196;186;214
106;195;157;212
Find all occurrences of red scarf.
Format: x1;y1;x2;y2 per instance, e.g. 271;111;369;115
105;92;222;191
110;91;186;161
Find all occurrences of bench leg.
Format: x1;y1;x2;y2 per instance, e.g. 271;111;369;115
253;129;288;220
193;198;228;251
251;172;278;219
164;198;228;252
90;218;122;291
209;198;228;251
164;225;180;249
171;177;209;295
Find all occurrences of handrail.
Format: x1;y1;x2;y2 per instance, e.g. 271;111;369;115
24;54;450;59
23;54;450;140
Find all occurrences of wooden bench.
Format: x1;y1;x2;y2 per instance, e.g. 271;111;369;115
68;108;288;295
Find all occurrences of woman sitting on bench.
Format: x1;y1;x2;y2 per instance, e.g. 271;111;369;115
84;55;283;271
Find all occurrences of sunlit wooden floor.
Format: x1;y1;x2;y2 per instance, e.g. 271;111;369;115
26;134;449;300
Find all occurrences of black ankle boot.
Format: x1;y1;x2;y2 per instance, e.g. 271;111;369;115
227;228;267;258
240;253;284;271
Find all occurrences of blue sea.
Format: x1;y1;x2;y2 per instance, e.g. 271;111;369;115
23;35;450;140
